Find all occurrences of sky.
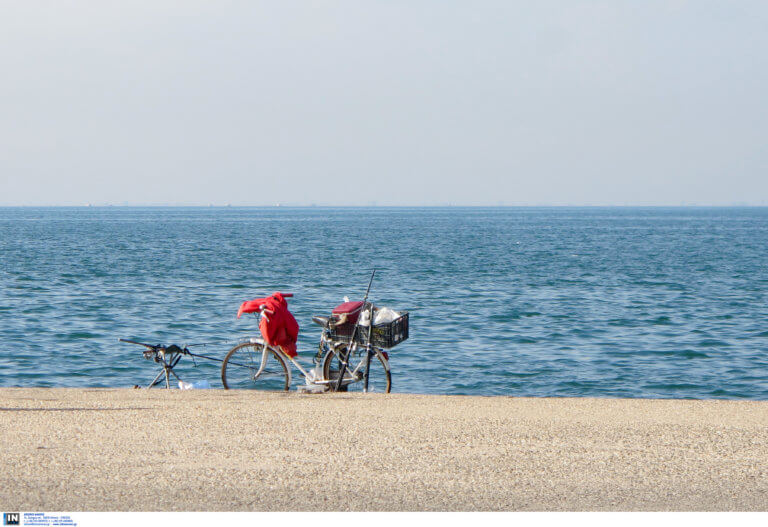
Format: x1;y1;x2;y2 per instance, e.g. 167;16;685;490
1;1;767;206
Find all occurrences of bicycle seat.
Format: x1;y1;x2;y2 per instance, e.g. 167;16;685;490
312;315;330;327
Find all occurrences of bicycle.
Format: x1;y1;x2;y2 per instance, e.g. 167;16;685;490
221;291;406;393
219;320;392;393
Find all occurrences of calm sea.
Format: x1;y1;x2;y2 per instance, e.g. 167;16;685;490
1;207;767;399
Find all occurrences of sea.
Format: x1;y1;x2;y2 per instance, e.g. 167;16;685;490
1;206;767;399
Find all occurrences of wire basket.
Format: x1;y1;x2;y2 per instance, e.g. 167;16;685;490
329;312;409;349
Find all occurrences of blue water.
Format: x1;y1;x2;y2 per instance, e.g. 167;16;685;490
1;207;768;399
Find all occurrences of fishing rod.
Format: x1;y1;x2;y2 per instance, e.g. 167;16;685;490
334;269;376;392
119;338;227;364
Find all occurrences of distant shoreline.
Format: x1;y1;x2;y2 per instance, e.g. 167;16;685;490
2;204;768;209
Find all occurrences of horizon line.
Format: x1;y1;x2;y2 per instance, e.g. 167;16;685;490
2;203;768;209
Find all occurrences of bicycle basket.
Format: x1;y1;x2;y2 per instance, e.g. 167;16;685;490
329;311;409;349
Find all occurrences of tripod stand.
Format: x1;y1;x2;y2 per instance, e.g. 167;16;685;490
145;345;186;389
120;340;188;389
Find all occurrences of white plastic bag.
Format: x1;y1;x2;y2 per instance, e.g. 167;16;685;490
359;307;400;327
374;307;400;325
178;380;211;390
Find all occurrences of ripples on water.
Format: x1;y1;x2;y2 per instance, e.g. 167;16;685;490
1;207;767;399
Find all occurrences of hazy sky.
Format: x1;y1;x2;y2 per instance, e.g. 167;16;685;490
1;1;767;206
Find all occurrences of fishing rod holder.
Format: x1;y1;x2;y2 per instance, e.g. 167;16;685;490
120;339;190;389
143;345;188;389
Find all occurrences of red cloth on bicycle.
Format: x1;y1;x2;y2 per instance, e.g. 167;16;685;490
237;292;299;357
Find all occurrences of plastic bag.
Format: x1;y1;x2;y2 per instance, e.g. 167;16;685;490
358;307;400;327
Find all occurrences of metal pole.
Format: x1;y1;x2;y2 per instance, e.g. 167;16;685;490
147;368;165;389
363;303;375;393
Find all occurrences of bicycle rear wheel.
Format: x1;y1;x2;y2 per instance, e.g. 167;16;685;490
221;342;290;391
322;346;391;393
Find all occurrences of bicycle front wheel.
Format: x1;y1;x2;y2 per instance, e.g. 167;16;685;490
221;343;290;390
322;346;391;393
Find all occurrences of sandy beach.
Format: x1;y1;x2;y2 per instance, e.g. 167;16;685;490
0;388;766;511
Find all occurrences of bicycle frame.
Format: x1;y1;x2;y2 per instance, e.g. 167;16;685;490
248;337;326;388
248;336;390;391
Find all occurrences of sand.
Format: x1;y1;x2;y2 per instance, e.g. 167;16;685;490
0;387;767;511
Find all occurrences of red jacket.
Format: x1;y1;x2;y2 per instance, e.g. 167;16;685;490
237;292;299;357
